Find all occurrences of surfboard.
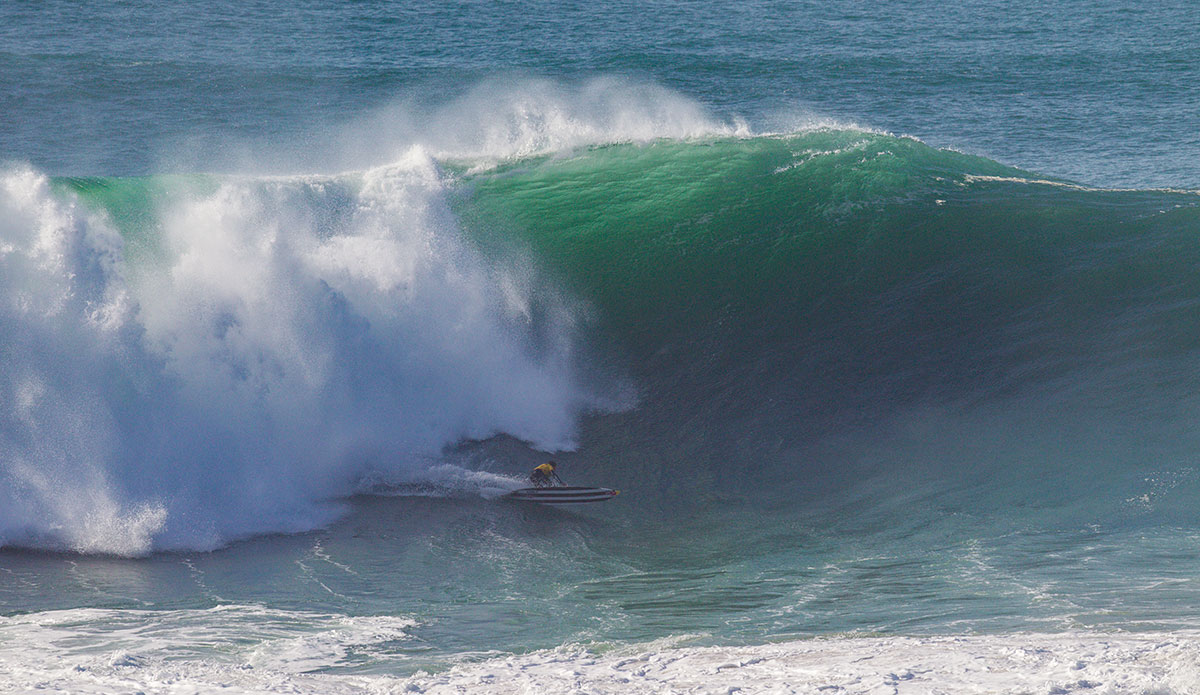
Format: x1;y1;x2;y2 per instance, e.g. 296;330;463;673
506;486;620;504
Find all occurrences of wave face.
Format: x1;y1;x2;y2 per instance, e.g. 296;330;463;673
459;130;1200;516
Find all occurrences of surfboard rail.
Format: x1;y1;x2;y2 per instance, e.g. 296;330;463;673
506;486;620;504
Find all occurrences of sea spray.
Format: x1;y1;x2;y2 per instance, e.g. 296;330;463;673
0;168;163;555
0;152;609;554
234;77;749;176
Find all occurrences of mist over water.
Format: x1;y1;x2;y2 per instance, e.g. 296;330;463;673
0;136;624;554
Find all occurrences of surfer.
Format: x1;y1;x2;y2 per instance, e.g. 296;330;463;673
530;461;565;487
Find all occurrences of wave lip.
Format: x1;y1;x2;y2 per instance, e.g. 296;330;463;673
315;76;750;175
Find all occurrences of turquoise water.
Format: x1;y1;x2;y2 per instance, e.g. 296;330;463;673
3;0;1200;685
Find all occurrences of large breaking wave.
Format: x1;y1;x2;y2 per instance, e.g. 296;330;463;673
0;79;742;555
4;80;1200;554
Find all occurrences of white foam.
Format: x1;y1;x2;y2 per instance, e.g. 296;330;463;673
0;168;166;555
0;153;617;554
963;173;1200;195
403;633;1200;694
0;606;417;694
3;611;1199;695
355;462;527;500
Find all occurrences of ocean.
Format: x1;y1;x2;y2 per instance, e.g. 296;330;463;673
3;1;1200;692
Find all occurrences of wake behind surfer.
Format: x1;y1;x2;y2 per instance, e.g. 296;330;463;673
530;461;565;487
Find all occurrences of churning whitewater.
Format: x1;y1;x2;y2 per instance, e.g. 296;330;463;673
0;151;606;555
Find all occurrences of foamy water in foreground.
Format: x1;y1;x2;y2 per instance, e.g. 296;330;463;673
409;634;1200;694
2;607;1196;695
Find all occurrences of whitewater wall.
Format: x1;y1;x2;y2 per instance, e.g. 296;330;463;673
0;156;600;555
